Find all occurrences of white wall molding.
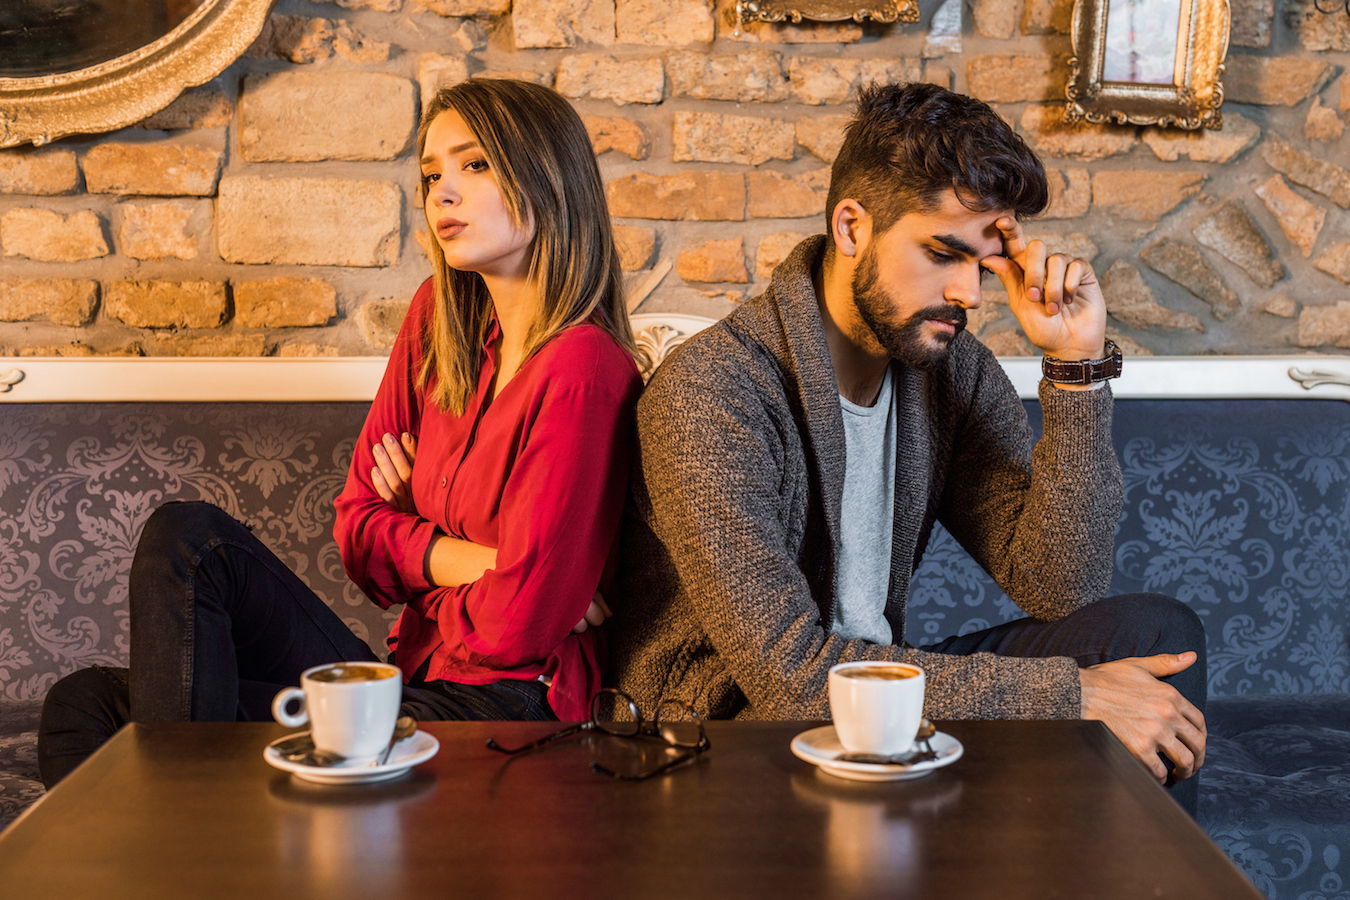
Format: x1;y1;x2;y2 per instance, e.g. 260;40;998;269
1;353;1347;403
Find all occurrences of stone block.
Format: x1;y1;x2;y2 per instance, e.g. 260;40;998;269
747;169;828;219
248;15;336;63
0;279;98;326
278;343;341;357
967;56;1064;103
857;59;923;88
971;0;1020;38
583;115;650;159
677;237;747;283
1225;56;1333;106
512;0;615;48
83;142;223;196
217;176;401;267
1194;201;1283;288
0;147;79;194
613;225;655;271
672;112;794;165
356;298;411;350
795;114;851;163
117;201;198;261
1313;242;1350;285
1230;0;1273;47
1261;136;1350;209
1141;111;1260;162
788;58;857;106
413;0;509;14
10;343;100;357
1254;175;1325;258
417;55;470;108
1020;105;1136;160
555;54;663;105
1101;261;1204;332
1108;334;1154;357
1140;239;1238;319
0;208;108;262
105;281;227;328
1305;98;1345;142
982;330;1035;356
1296;301;1350;348
617;0;714;45
1090;170;1204;220
150;334;271;357
755;231;812;279
331;20;390;63
1021;0;1071;34
606;172;744;220
137;82;231;130
924;0;962;56
1036;231;1099;262
1288;0;1350;51
233;278;337;328
239;72;414;162
665;50;788;102
1262;295;1298;318
1042;168;1091;218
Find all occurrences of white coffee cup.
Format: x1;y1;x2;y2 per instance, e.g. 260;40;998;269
272;661;401;763
828;661;926;755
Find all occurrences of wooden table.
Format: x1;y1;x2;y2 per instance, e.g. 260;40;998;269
0;720;1258;899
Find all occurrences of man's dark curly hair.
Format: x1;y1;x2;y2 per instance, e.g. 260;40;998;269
825;82;1048;244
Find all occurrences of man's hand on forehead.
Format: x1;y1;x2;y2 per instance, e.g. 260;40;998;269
979;216;1108;362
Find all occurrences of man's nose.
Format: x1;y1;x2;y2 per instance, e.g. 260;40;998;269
944;266;984;309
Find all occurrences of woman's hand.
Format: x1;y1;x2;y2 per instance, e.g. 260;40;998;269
372;432;418;514
572;592;612;633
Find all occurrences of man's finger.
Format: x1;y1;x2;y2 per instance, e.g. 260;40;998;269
1137;651;1198;678
1064;258;1090;305
1161;737;1196;781
996;216;1027;258
980;255;1023;301
1022;239;1047;305
1044;253;1069;315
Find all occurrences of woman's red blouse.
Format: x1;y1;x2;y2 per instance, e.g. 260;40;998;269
334;279;642;721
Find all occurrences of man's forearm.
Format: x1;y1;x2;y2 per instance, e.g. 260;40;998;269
424;533;497;588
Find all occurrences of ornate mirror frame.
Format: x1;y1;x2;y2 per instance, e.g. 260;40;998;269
1065;0;1231;130
736;0;920;25
0;0;274;148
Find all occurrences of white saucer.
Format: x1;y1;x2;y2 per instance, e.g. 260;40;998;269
263;730;439;785
790;726;963;782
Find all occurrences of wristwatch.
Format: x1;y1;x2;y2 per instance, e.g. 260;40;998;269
1041;340;1123;385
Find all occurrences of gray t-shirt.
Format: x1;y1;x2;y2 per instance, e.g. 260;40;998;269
832;365;897;645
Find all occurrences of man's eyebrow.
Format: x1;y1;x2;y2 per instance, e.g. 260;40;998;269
931;233;981;257
419;140;479;166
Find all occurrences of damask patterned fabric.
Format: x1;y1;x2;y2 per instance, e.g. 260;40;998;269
0;397;1345;899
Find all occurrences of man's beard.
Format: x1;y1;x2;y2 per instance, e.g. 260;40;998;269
851;246;966;370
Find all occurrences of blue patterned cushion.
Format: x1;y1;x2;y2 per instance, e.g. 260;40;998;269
0;700;43;829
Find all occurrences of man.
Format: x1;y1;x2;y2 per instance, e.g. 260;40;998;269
613;83;1207;811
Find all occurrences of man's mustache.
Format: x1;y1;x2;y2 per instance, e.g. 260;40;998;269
913;306;967;330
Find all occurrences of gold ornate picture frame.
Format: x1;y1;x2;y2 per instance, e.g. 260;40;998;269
0;0;274;148
1066;0;1231;130
736;0;921;25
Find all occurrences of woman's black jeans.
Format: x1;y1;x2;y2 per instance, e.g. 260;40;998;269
39;502;554;787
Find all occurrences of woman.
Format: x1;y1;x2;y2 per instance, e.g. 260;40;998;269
37;78;642;785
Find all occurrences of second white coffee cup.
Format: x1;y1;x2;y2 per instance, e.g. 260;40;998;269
272;661;401;763
828;660;926;756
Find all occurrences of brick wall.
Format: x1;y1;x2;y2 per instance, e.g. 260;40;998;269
0;0;1346;357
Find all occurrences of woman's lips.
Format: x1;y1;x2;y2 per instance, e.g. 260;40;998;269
436;218;466;240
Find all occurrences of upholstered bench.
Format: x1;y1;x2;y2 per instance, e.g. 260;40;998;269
1;329;1346;899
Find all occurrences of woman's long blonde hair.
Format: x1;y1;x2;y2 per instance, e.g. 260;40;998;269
415;78;635;415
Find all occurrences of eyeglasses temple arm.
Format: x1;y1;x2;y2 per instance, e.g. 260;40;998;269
486;722;588;755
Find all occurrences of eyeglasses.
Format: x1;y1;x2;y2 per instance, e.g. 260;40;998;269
486;688;710;781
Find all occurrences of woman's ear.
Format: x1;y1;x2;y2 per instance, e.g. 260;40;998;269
830;199;871;259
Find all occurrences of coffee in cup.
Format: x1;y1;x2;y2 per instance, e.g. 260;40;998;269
828;661;926;756
272;661;401;763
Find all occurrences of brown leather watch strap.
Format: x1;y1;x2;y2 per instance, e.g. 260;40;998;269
1041;339;1123;385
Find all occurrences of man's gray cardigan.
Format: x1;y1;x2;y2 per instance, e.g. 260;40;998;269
613;236;1122;720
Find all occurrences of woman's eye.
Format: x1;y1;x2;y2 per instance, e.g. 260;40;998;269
465;158;489;173
421;172;439;186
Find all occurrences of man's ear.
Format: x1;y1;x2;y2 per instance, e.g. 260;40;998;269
830;199;871;259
